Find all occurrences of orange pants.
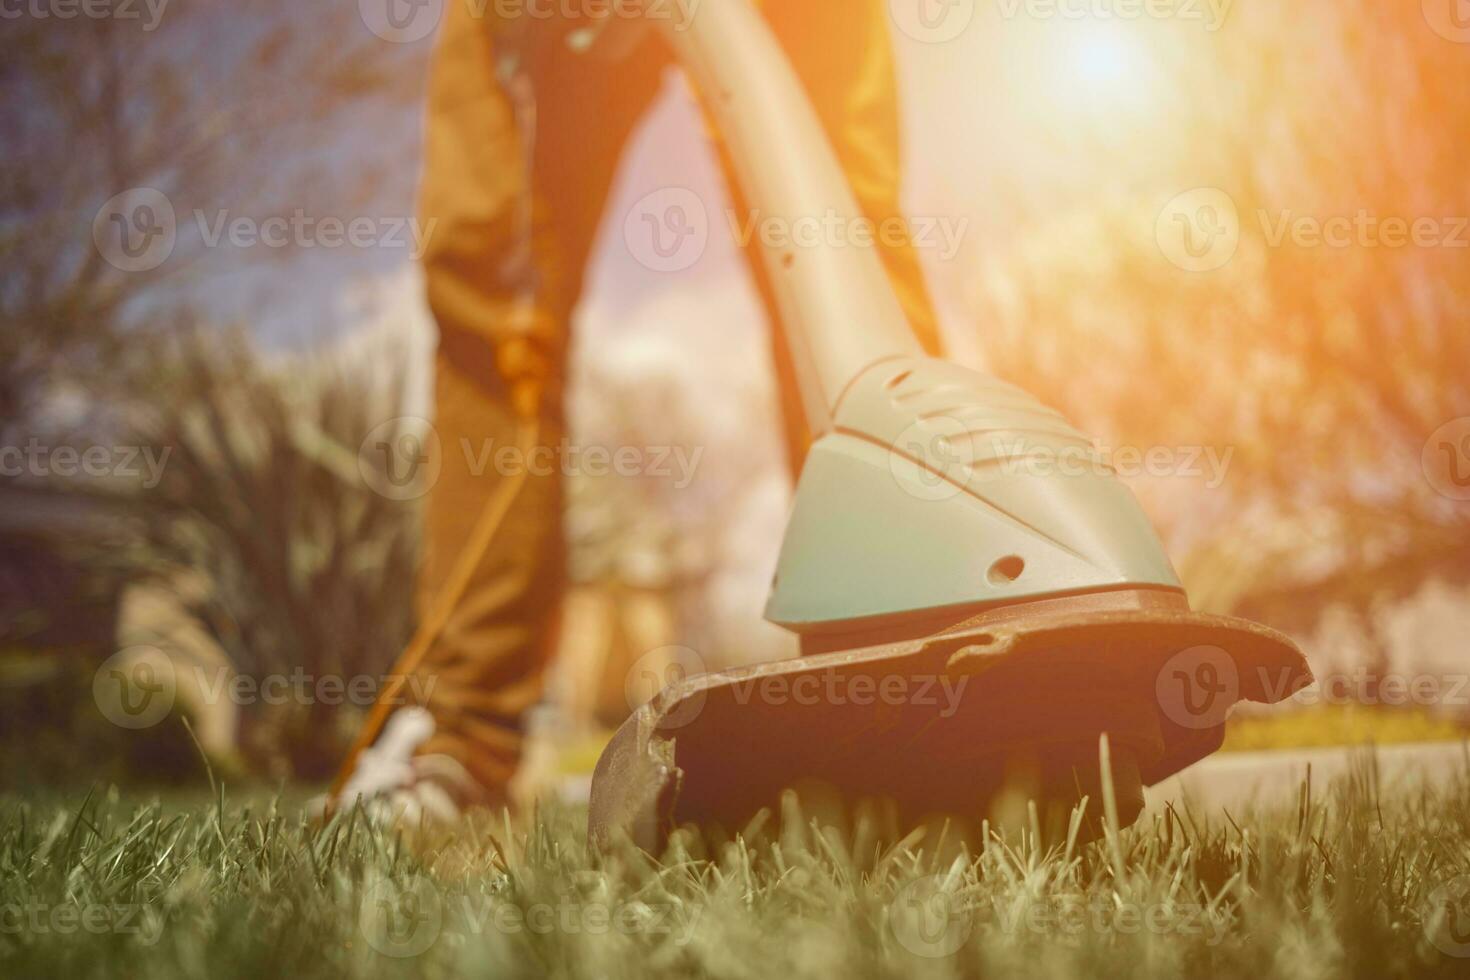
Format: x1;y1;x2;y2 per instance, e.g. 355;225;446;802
411;0;942;795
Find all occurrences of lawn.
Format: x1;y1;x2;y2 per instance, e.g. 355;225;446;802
3;755;1470;979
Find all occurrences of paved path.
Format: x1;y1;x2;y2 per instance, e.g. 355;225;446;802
1144;740;1470;813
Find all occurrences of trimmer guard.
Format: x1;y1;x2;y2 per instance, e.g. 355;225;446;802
589;591;1311;850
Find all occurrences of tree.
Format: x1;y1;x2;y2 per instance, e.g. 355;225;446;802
967;0;1470;654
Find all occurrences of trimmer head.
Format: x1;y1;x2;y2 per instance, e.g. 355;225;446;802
590;589;1310;850
589;359;1313;850
587;0;1310;850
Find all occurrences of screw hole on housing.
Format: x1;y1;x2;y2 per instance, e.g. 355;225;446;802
988;555;1025;585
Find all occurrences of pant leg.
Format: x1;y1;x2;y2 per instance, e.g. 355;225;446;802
412;4;664;795
408;0;936;794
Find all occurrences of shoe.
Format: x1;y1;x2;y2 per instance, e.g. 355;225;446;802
324;707;488;825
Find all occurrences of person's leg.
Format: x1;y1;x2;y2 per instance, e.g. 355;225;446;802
345;0;933;808
407;7;665;799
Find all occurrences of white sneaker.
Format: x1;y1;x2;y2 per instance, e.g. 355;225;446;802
323;707;483;825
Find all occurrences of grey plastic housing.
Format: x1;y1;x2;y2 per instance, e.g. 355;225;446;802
765;357;1184;631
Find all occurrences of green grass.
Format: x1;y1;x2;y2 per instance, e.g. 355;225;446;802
4;761;1470;979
